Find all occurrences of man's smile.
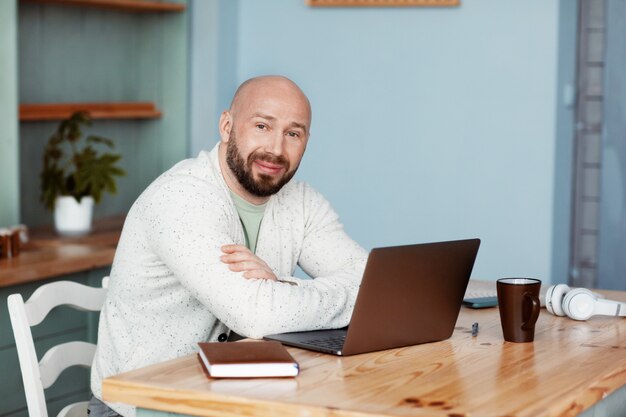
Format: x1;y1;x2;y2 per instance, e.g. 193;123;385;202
253;159;286;175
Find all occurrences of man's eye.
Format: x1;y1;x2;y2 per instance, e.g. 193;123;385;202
256;124;267;130
287;131;300;138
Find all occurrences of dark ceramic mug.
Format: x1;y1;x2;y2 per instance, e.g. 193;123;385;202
497;278;542;343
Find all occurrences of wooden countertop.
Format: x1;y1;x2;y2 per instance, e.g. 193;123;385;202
0;216;123;288
103;287;626;417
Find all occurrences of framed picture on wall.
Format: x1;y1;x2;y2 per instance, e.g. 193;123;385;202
307;0;460;7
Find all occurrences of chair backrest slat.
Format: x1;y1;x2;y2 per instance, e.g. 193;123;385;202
24;281;107;326
39;342;97;389
8;280;108;417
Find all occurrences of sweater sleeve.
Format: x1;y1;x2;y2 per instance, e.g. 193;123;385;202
296;186;368;315
140;177;366;339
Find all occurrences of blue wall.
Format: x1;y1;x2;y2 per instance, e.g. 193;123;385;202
193;0;575;283
189;0;238;157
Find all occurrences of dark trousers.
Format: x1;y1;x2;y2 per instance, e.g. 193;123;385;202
87;395;122;417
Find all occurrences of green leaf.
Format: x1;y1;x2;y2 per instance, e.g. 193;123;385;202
40;166;66;210
75;152;125;204
49;132;63;146
108;167;126;177
86;135;115;148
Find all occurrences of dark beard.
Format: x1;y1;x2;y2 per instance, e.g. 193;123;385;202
225;130;297;197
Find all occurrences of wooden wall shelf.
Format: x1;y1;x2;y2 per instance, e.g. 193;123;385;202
21;0;186;13
20;102;162;121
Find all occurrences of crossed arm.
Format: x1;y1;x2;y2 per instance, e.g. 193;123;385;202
220;244;278;281
143;178;367;338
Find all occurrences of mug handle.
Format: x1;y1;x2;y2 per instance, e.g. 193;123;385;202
522;292;540;331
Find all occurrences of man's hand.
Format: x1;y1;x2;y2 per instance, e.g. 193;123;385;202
220;244;278;281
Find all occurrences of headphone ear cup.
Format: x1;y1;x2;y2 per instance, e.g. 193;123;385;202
546;284;570;316
545;285;556;315
562;288;596;321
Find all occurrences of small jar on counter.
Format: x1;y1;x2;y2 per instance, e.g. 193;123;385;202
0;225;29;258
0;228;11;258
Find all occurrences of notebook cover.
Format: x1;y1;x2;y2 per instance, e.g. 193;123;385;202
197;340;299;378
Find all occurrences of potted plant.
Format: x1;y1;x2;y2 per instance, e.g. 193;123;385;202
40;111;126;236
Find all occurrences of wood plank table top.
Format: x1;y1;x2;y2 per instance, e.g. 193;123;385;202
103;284;626;417
0;216;123;288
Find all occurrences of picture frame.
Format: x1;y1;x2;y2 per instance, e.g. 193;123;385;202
306;0;460;7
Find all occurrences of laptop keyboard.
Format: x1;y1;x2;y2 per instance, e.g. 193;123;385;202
305;334;346;351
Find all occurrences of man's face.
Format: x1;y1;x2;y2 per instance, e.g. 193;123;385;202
226;128;298;197
222;81;310;199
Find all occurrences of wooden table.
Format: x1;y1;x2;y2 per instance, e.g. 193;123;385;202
103;286;626;417
0;216;123;287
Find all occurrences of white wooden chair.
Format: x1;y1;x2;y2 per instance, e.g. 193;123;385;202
8;278;108;417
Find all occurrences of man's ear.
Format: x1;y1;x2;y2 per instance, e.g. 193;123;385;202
219;111;232;143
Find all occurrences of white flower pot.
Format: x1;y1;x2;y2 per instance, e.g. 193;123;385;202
54;196;94;236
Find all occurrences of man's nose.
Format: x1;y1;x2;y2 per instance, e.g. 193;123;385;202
265;131;285;156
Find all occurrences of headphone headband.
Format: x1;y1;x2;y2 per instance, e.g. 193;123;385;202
594;298;626;317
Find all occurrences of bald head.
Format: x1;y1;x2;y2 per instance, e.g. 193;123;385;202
229;76;311;130
218;76;312;204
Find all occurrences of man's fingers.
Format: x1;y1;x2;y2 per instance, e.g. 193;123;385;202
221;244;250;254
220;252;254;263
227;260;276;280
227;261;270;273
220;245;257;263
220;244;278;281
243;269;277;281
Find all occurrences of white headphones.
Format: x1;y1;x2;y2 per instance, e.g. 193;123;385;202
545;284;626;321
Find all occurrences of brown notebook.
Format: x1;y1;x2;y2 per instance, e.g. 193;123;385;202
197;341;299;378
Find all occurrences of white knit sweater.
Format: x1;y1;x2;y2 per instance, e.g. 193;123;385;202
91;142;367;416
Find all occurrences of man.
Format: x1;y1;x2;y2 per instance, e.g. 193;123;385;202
89;76;367;417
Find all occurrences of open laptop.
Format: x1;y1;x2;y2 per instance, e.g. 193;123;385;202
264;238;480;356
